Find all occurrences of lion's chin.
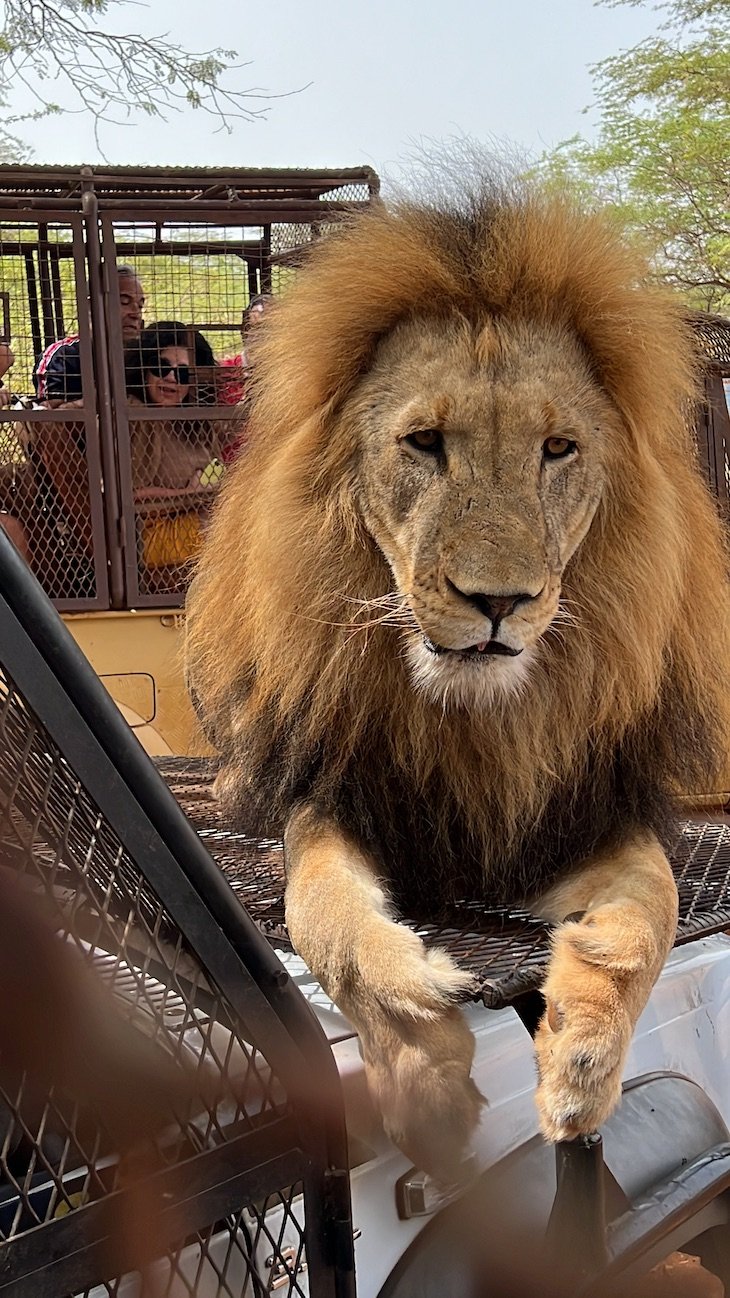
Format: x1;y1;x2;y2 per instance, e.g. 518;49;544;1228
405;637;535;711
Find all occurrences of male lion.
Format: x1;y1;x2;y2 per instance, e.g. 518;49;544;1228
186;182;730;1178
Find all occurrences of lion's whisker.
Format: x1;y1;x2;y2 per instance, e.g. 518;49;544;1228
296;608;409;633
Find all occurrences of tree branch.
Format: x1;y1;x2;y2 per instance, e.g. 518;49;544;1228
1;0;304;156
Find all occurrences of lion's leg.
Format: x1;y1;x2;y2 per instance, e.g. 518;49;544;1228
284;805;483;1178
531;832;678;1141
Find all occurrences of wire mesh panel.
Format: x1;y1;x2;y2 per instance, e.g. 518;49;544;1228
115;404;235;603
100;216;286;607
1;165;378;614
0;215;109;609
0;534;355;1297
689;314;730;513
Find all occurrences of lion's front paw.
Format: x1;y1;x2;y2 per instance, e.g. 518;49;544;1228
364;1004;484;1180
533;917;636;1141
533;999;629;1140
353;924;483;1177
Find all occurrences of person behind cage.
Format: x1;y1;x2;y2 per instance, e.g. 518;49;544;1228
8;319;222;593
217;293;272;460
22;264;140;582
218;293;271;402
123;322;228;569
34;266;145;404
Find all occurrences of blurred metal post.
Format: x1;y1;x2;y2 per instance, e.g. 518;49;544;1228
545;1132;608;1291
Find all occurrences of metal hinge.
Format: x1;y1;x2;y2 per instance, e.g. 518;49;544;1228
323;1167;356;1274
265;1246;308;1291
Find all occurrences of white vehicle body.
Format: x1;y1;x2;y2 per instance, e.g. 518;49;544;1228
97;934;730;1297
294;935;730;1297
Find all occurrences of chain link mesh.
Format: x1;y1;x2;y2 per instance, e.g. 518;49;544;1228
157;757;730;1011
0;666;315;1295
0;219;104;605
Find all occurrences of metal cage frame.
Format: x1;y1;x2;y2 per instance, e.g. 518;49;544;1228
0;528;356;1297
0;163;379;612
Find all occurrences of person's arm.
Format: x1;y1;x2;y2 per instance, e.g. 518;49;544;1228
133;484;217;517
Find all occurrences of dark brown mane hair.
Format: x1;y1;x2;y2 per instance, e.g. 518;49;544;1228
186;179;730;911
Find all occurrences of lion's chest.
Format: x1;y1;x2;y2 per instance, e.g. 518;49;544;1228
332;746;673;915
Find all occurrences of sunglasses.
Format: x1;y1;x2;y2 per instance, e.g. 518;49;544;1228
148;362;191;385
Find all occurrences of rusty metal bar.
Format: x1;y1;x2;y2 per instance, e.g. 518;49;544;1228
707;372;730;508
36;225;56;347
61;201;368;220
246;257;260;299
70;213;111;610
23;248;42;363
48;245;65;338
81;178;124;608
1;201;369;223
99;214;142;609
0;240;74;255
120;405;250;420
112;240;266;257
260;223;273;295
0;407;119;424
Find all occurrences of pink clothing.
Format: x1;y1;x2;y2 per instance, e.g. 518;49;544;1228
217;355;249;462
217;354;247;407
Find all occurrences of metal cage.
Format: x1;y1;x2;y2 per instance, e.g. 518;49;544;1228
0;164;378;612
0;529;356;1297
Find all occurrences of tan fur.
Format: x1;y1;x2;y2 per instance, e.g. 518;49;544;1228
188;187;729;847
533;836;679;1140
283;807;482;1178
186;180;730;1172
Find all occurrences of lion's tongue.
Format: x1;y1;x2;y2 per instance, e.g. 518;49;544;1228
475;642;489;652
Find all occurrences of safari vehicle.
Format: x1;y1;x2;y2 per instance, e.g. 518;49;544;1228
0;163;379;755
0;524;729;1297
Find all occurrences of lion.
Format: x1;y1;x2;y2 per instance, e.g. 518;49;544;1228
186;179;730;1179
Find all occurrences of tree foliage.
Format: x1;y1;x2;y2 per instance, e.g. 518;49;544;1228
0;0;280;160
540;0;730;311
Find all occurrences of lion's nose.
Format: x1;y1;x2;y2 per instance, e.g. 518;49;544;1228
447;582;535;626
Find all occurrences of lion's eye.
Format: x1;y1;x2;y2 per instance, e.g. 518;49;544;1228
406;428;444;455
543;436;577;461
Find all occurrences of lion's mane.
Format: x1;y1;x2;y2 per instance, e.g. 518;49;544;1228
187;180;730;912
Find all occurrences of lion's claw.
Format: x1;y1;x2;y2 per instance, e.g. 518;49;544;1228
533;996;630;1141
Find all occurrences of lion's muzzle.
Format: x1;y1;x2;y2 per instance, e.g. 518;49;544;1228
423;636;523;659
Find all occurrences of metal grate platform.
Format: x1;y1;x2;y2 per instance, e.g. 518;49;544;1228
157;759;730;1011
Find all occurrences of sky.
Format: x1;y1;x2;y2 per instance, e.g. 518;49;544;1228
9;0;664;184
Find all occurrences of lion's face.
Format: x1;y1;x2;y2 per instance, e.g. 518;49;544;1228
351;314;617;708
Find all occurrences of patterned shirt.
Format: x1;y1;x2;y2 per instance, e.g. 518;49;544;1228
34;335;82;402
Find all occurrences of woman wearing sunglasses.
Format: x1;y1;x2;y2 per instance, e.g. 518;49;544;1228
124;322;227;572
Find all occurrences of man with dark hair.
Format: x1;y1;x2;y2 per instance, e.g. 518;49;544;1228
34;266;145;403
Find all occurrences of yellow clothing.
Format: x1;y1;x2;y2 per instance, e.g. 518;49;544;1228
141;512;202;568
